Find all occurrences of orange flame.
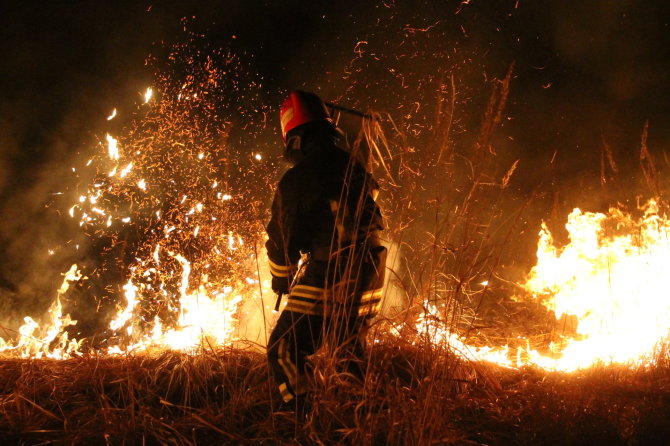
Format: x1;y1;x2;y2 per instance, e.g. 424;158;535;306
523;199;670;369
405;200;670;371
0;264;82;359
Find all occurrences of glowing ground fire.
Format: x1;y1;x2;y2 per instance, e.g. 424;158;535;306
522;200;670;369
422;200;670;370
7;126;670;368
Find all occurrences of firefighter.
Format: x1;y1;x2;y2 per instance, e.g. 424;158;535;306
266;90;387;409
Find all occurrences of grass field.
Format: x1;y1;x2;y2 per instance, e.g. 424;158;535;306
2;338;669;445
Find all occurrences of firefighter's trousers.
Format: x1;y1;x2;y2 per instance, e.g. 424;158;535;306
267;246;386;403
267;308;369;403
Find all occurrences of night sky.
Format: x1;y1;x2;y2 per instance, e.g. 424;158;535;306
1;1;669;309
2;2;669;182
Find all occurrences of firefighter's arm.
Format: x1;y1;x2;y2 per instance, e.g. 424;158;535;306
265;175;302;294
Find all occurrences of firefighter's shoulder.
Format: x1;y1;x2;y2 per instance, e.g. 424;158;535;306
278;164;320;197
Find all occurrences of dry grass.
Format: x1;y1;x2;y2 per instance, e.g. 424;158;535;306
1;343;669;445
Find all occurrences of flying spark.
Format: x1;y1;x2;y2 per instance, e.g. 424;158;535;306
144;87;153;103
106;134;119;161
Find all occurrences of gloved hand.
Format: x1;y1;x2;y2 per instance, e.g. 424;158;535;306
271;276;290;295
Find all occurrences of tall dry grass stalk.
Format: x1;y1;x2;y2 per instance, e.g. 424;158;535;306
376;64;525;344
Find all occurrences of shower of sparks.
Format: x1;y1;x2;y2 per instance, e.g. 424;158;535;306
0;35;275;358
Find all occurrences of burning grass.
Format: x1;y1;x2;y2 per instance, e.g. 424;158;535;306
1;342;669;445
4;20;670;444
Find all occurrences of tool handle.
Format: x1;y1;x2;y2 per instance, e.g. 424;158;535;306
274;293;284;312
325;102;375;119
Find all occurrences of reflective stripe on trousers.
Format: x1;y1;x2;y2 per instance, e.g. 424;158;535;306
284;283;383;317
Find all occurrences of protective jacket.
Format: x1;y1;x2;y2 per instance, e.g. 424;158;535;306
265;136;386;319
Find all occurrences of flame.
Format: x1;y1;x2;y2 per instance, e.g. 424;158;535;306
158;254;243;351
109;280;138;332
410;301;516;367
119;162;133;178
0;264;82;359
107;108;117;120
104;253;246;354
522;199;670;369
402;200;670;371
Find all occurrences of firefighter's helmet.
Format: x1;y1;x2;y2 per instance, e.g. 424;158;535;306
280;90;332;142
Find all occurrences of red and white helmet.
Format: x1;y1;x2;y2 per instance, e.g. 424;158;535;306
280;90;332;142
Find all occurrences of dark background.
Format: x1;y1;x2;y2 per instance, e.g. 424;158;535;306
2;1;669;187
0;0;669;306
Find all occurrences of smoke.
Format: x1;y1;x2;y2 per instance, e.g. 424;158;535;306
513;0;670;207
0;3;159;326
551;0;667;103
